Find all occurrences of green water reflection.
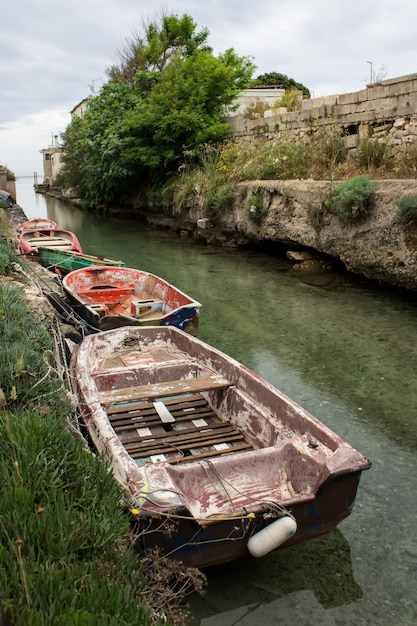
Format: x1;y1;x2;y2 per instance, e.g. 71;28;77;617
20;181;417;625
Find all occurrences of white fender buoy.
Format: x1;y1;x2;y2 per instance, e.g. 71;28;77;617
247;516;297;558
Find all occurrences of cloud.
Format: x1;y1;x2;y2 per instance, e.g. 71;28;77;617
1;0;416;175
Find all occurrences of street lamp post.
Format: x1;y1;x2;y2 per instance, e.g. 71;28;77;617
367;61;373;84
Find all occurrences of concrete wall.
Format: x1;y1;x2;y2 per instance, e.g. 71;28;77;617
230;87;286;116
40;137;63;182
227;73;417;153
0;166;16;201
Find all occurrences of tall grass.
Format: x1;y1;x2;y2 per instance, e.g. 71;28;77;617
0;409;155;625
0;283;65;411
166;128;417;214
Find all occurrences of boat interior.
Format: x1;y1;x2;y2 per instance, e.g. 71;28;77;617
79;285;168;320
22;230;74;250
90;343;337;512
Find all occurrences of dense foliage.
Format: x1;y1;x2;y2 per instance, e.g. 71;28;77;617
251;72;310;98
59;13;255;207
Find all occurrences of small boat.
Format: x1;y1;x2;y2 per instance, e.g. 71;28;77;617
16;218;57;234
70;325;371;569
62;266;201;334
38;247;125;275
0;189;14;206
18;228;82;258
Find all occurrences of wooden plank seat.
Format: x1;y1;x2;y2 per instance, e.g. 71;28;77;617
28;238;71;246
97;374;231;405
105;391;252;464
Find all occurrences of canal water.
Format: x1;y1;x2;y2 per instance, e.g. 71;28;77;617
16;177;417;625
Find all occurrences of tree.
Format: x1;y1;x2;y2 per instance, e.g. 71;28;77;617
60;82;144;206
60;14;255;206
251;72;310;98
106;14;211;85
120;48;254;182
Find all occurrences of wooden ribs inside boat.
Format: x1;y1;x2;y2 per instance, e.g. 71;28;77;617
102;388;253;464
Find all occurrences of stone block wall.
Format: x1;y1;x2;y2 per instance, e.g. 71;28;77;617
227;73;417;155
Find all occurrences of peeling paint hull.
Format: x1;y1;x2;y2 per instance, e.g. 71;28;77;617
63;266;201;334
70;326;371;569
15;218;57;233
18;228;82;258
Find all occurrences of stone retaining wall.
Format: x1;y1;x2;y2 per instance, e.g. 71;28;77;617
228;73;417;155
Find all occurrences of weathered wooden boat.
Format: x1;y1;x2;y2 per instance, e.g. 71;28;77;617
15;218;57;234
62;266;201;334
18;228;82;258
38;247;125;275
70;325;371;569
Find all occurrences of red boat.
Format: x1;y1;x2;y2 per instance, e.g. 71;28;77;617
18;228;82;258
15;218;57;234
62;265;201;334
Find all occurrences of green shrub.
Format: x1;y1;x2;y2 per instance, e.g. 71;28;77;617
325;175;377;220
247;190;268;221
395;195;417;226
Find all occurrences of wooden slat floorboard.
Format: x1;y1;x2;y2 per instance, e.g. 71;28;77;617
124;421;236;448
104;389;253;463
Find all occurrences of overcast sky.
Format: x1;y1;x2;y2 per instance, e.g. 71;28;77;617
1;0;416;177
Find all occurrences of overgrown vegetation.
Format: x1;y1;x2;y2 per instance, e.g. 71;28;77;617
167;124;417;216
324;175;377;220
274;88;304;112
54;12;417;219
395;195;417;226
0;229;21;276
58;13;255;207
356;136;391;170
0;283;65;411
0;223;202;624
0;408;157;625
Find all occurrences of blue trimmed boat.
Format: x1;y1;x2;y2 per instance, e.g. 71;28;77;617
62;265;201;334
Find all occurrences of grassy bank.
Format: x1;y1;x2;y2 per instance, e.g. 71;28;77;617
163;131;417;212
0;212;201;625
